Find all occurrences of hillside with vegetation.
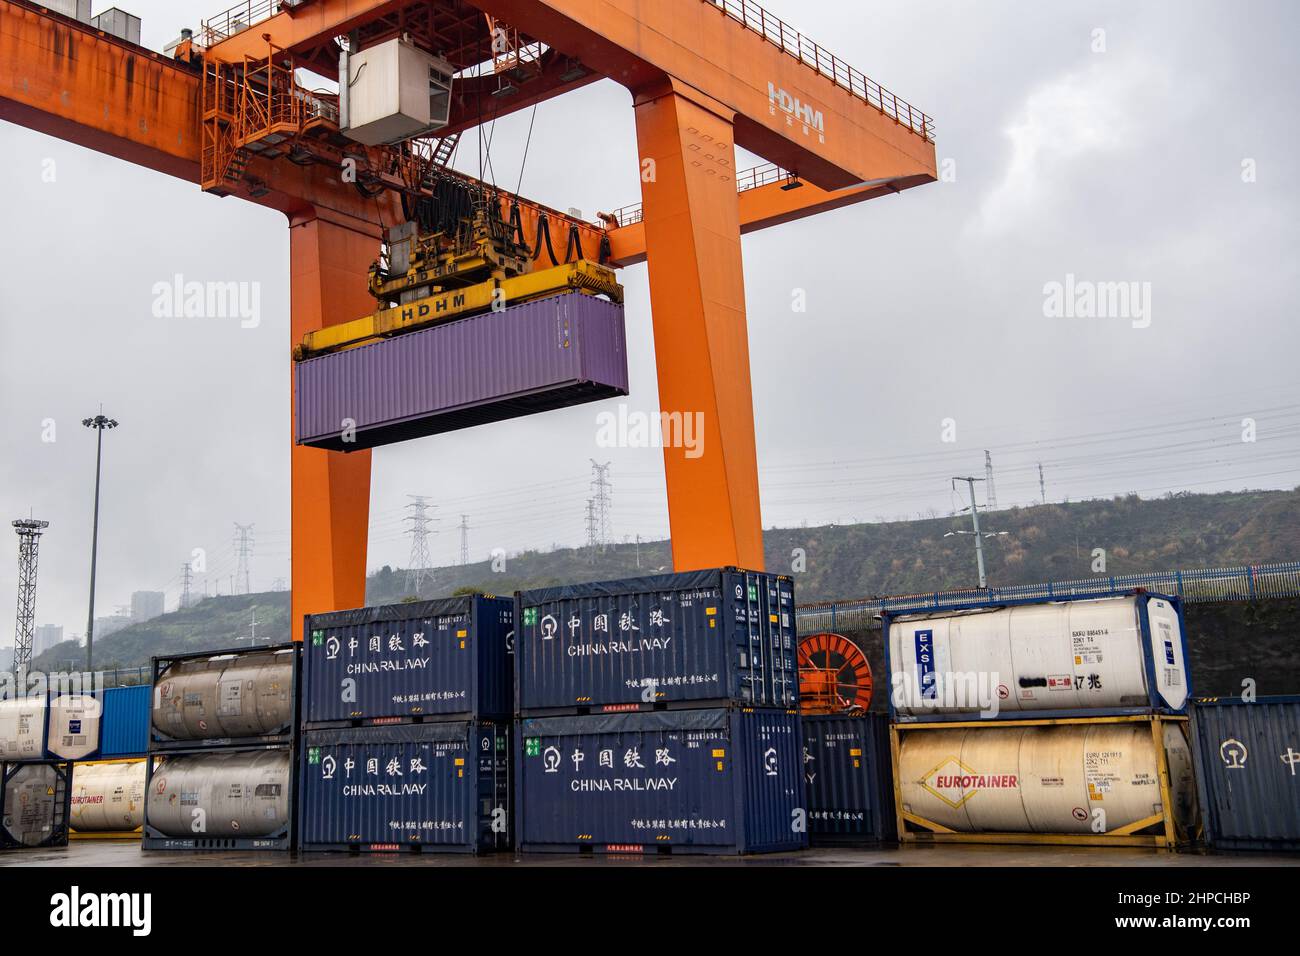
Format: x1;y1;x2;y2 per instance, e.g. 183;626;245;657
34;488;1299;669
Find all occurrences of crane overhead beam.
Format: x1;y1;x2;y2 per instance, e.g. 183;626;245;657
202;0;937;190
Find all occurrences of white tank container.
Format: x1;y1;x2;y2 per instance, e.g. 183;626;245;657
146;749;290;839
888;594;1188;718
897;721;1198;835
0;698;47;760
71;760;147;832
0;694;101;760
2;763;67;847
153;649;295;742
47;694;102;760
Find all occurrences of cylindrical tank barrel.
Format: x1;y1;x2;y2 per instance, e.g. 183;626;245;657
146;749;290;839
152;649;294;741
897;721;1197;834
2;763;65;847
70;760;146;832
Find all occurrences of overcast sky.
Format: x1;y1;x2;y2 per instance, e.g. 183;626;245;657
1;0;1297;641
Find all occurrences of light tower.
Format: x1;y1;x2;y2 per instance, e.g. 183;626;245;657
82;410;118;673
12;518;50;675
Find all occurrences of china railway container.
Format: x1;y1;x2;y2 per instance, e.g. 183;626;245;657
143;746;294;850
299;721;510;853
70;759;146;835
516;569;797;716
885;592;1189;722
1189;695;1300;852
516;708;806;855
893;716;1198;847
0;761;72;849
803;714;896;844
0;692;101;761
151;645;299;749
303;596;513;727
295;292;628;451
99;685;151;757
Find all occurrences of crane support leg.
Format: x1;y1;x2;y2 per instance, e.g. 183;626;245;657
633;81;765;572
289;211;381;638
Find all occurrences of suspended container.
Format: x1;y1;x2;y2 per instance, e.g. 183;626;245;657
295;292;628;452
99;685;151;758
803;714;895;844
885;592;1190;723
303;596;513;728
299;720;511;854
516;569;798;717
70;758;147;838
150;644;300;750
516;708;806;855
1189;695;1300;852
0;761;72;849
0;692;101;761
143;745;294;850
892;715;1198;847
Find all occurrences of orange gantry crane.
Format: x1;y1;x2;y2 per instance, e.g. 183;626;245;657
0;0;936;638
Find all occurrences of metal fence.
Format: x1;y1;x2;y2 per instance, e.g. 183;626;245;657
703;0;935;141
796;561;1300;633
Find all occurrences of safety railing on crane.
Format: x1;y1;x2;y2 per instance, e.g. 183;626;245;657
606;162;800;228
202;0;308;46
794;560;1300;633
702;0;935;142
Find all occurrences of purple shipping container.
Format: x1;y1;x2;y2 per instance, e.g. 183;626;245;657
295;292;628;451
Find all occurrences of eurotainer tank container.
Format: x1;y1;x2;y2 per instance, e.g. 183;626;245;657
303;596;513;727
515;569;797;716
0;761;72;849
893;716;1198;847
1189;695;1300;852
802;714;896;844
295;292;628;451
151;644;299;749
299;721;511;853
70;759;146;835
99;685;151;757
0;692;101;761
143;746;294;850
516;708;806;855
885;592;1190;722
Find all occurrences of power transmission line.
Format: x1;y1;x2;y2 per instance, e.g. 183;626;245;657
233;523;255;596
1039;463;1047;505
590;460;612;550
12;518;49;674
946;477;1009;589
458;514;471;566
180;561;194;609
404;495;437;594
984;450;998;511
584;498;599;562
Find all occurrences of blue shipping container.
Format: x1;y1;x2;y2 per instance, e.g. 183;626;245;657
304;596;513;726
1190;695;1300;852
299;721;510;853
802;714;896;844
516;708;806;855
515;568;797;715
99;685;151;758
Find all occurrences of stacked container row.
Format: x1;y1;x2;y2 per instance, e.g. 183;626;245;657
143;645;300;850
513;568;808;856
299;595;514;854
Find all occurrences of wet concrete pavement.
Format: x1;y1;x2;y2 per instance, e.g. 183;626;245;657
3;840;1295;867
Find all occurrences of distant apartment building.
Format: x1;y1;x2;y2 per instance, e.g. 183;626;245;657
94;615;132;640
131;590;166;622
34;624;65;657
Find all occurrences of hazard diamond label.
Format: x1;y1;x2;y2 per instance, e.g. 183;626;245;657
921;756;1019;809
